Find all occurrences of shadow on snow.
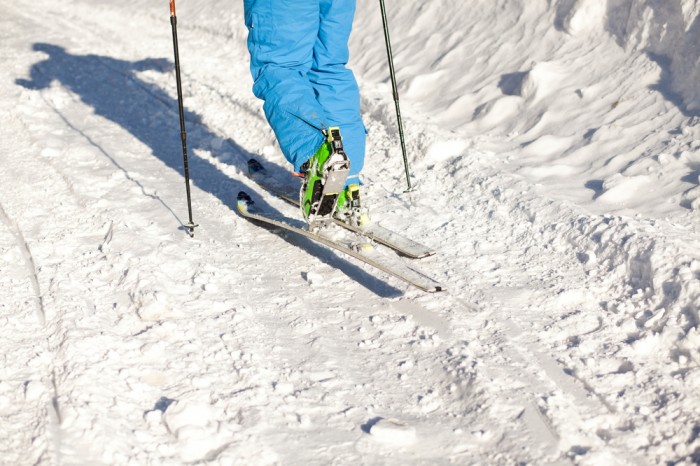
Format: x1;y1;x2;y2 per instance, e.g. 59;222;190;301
16;42;402;297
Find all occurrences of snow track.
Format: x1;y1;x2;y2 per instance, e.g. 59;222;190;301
3;0;700;464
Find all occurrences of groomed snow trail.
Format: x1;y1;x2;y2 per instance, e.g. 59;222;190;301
2;0;699;465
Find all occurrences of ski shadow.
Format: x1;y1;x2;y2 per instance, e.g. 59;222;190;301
15;42;402;298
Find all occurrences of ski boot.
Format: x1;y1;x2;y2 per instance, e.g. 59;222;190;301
300;127;350;226
335;183;370;228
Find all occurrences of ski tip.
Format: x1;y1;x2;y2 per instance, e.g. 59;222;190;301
247;158;265;176
422;284;445;293
420;275;446;293
237;191;253;209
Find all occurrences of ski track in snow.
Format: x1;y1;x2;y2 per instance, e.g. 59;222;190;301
2;0;700;464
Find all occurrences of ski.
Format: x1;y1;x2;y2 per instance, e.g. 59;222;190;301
236;191;445;293
247;158;436;259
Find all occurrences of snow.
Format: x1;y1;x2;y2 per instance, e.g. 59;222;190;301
2;0;700;464
367;418;417;446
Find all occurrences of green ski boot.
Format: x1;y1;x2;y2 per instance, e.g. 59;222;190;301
335;183;370;227
300;127;351;226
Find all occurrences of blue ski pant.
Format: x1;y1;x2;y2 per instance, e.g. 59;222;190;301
243;0;365;181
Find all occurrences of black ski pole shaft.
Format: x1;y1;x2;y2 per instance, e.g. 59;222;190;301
170;0;198;236
379;0;412;191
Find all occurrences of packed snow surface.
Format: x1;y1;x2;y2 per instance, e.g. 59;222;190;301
2;0;700;464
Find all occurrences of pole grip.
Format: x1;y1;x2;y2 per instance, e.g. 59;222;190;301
170;0;176;17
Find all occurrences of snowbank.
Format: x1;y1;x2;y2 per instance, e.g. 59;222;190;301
351;0;700;221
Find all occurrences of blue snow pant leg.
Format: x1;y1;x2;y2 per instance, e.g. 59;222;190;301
244;0;365;180
310;0;365;182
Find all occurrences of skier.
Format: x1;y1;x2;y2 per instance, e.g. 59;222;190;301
243;0;368;226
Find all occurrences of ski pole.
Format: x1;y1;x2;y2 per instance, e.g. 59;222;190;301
379;0;412;191
170;0;198;237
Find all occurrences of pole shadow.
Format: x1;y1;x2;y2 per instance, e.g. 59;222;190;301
15;42;402;297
